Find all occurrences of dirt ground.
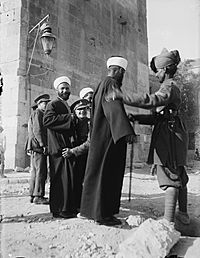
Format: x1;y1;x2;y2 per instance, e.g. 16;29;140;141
0;161;200;258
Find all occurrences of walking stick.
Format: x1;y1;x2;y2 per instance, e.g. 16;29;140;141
128;122;134;202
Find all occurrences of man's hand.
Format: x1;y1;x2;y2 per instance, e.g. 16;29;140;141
105;87;123;102
125;134;137;144
43;147;48;155
62;148;74;158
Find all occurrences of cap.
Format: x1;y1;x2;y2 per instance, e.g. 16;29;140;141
107;56;128;70
79;87;94;99
54;76;71;90
34;94;51;105
70;99;89;112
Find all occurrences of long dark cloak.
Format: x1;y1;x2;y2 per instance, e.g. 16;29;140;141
43;98;75;213
80;76;134;221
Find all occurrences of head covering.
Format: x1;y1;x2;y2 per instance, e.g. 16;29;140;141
151;48;181;72
70;99;89;112
31;103;38;110
79;87;94;99
34;94;50;105
107;56;128;70
54;76;71;90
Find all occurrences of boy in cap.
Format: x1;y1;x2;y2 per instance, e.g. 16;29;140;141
43;76;77;218
67;98;90;212
107;49;190;225
78;56;136;225
28;94;50;204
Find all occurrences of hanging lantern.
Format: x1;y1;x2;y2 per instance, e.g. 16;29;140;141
40;23;56;55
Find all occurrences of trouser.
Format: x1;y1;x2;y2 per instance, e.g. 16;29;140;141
164;186;188;222
29;152;47;197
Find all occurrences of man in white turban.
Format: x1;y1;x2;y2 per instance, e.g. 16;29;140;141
79;56;136;226
43;76;77;219
79;87;94;103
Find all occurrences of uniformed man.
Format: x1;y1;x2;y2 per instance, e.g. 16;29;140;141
28;94;50;204
68;99;90;212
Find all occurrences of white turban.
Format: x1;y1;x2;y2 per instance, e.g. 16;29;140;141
54;76;71;90
106;57;128;70
79;87;94;99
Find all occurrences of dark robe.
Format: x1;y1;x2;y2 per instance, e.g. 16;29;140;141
43;97;75;214
80;76;134;221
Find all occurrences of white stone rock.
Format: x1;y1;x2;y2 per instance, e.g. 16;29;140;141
117;218;180;258
126;215;146;227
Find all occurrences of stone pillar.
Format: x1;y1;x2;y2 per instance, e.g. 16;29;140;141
0;0;22;168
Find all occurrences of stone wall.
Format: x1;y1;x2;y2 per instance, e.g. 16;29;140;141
0;0;149;168
0;0;22;168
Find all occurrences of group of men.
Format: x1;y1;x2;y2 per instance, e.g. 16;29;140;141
25;51;190;227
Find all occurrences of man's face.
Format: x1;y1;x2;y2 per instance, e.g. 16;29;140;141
156;68;165;83
112;66;125;85
83;92;93;103
38;101;48;111
75;107;88;119
57;82;71;100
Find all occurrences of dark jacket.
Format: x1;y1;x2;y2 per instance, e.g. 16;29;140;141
43;97;74;156
26;108;47;153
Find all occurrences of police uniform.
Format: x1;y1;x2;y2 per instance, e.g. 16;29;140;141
28;94;50;204
70;98;90;211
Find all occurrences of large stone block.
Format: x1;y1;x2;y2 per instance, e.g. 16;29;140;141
117;218;180;258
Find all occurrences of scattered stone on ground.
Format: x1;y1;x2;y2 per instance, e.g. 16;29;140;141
116;218;180;258
0;162;200;257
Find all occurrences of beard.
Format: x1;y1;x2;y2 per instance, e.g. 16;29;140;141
114;73;123;87
58;91;70;101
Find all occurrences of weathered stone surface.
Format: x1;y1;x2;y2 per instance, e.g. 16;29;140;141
1;0;149;168
117;218;181;258
126;215;146;227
